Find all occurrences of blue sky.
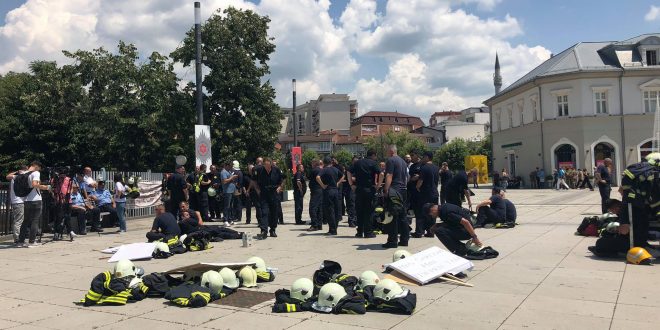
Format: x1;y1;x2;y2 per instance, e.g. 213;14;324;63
1;0;659;118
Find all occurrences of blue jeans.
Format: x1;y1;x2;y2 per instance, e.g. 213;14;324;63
116;202;126;231
224;193;234;221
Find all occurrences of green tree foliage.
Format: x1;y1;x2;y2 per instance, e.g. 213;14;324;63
434;135;492;172
364;131;429;160
171;7;282;164
301;149;319;172
332;148;354;168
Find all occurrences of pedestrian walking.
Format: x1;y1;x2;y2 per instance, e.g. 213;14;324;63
253;158;283;239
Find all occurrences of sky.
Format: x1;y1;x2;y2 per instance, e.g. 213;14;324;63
1;0;659;122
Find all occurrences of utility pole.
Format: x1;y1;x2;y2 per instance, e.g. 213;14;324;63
292;79;297;147
195;2;203;125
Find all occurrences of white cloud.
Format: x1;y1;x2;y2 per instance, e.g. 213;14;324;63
0;0;550;123
645;5;660;21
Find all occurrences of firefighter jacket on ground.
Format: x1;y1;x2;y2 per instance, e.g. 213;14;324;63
366;289;417;315
141;272;184;297
82;271;148;306
272;289;314;313
311;295;367;314
164;282;234;308
182;231;213;251
257;270;276;282
331;273;359;297
356;285;376;308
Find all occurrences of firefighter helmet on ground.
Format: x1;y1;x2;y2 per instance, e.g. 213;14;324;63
317;283;347;308
359;270;380;287
201;270;224;293
113;259;136;279
247;256;267;272
290;278;314;302
393;249;411;262
238;266;257;288
154;241;170;254
373;278;404;301
219;267;240;289
627;247;653;265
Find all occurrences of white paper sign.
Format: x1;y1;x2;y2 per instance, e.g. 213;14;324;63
387;246;474;284
133;181;163;208
108;243;156;263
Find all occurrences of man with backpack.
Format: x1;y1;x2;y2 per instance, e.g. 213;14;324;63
15;161;48;247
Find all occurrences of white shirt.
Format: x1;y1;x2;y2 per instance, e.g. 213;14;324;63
115;182;126;203
9;170;25;205
25;171;42;202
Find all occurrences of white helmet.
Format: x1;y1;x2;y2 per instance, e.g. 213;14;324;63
201;270;224;293
379;211;393;225
645;152;660;166
373;278;404;301
183;270;202;283
606;222;620;233
247;256;267;272
237;266;258;288
113;259;136;279
359;270;380;288
219;267;240;289
128;177;135;185
153;241;170;254
179;234;188;244
393;249;411;262
317;283;347;308
208;187;217;197
465;239;484;252
290;278;314;302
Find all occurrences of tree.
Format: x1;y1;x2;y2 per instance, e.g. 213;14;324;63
171;7;282;164
301;149;319;172
332;148;354;168
364;131;429;160
434;135;493;172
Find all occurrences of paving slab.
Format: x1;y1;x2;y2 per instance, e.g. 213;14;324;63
0;188;656;329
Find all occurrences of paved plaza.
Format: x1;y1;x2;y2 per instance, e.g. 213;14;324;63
0;188;658;330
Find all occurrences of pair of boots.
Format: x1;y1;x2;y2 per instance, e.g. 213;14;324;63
257;229;277;240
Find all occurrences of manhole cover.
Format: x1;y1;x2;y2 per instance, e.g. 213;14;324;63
213;289;273;308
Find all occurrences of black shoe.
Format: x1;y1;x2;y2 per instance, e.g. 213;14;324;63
382;242;398;249
348;223;356;228
364;233;377;238
90;227;104;233
278;220;284;225
355;233;363;238
256;232;268;240
79;232;87;235
326;231;337;236
424;232;435;238
410;232;423;238
269;230;277;237
295;221;306;225
246;220;251;224
53;234;61;241
399;241;409;247
307;226;320;232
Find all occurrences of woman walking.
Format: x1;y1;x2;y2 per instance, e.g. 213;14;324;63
114;173;127;233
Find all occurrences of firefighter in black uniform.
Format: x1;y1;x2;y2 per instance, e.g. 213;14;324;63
307;159;324;231
317;157;343;235
293;164;307;225
439;162;452;205
348;149;382;238
253;158;284;239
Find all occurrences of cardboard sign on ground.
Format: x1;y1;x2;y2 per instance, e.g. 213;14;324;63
166;262;256;274
386;246;474;285
107;243;156;263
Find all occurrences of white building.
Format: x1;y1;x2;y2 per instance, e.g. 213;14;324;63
484;34;660;186
281;94;357;136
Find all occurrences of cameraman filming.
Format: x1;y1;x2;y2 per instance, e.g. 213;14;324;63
49;167;77;241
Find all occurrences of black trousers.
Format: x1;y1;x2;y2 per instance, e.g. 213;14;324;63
435;223;471;255
258;191;279;232
440;187;447;205
386;189;409;244
167;197;184;217
246;191;262;224
579;178;594;190
294;189;305;222
309;188;323;228
415;194;438;234
598;183;611;213
446;191;462;207
323;188;340;232
71;207;100;233
209;195;221;219
276;194;284;224
232;194;243;222
146;232;177;243
343;188;356;225
476;206;502;227
54;203;75;235
355;187;375;235
335;188;343;222
98;204;117;227
198;192;210;222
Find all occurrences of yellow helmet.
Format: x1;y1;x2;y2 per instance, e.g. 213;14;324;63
201;271;224;293
627;247;653;265
219;267;240;289
247;256;267;272
290;278;314;302
237;266;258;288
393;249;411;262
113;259;136;279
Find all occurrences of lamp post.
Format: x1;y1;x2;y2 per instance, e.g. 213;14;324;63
194;2;203;125
292;79;297;147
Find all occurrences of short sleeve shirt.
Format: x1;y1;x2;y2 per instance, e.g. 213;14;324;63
294;171;307;192
385;156;408;191
320;166;340;188
489;194;506;219
439;203;470;227
152;212;181;236
420;163;440;197
309;167;322;190
221;169;236;194
26;171;42;202
115;182;127;203
446;171;468;196
596;165;611;184
349;158;381;188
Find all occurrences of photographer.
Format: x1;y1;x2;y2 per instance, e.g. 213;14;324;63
49;167;76;241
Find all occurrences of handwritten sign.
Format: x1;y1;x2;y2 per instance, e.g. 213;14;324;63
107;243;156;263
387;246;473;284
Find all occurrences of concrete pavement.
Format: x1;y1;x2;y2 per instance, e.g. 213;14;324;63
0;188;657;330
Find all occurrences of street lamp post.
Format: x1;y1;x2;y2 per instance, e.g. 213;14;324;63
292;79;297;147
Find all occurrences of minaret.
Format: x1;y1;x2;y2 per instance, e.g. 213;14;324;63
494;52;502;94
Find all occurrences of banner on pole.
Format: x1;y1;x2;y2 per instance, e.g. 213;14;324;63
195;125;212;169
291;147;302;174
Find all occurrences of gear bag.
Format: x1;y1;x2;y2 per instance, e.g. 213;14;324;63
13;171;35;197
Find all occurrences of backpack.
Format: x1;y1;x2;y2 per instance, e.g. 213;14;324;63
13;171;35;197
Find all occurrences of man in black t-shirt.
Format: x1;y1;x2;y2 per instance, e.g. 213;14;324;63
425;202;481;256
412;151;439;238
197;164;212;223
208;165;222;220
307;159;324;231
146;204;182;242
166;165;189;215
318;157;343;235
407;150;423;230
253;158;284;239
348;149;382;238
439;162;452;205
594;158;612;213
293;164;307;225
475;188;507;227
445;170;473;208
341;157;358;228
383;144;409;248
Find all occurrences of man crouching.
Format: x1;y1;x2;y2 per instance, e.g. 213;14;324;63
423;202;481;257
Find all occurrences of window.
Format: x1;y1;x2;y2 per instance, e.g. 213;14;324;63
647;50;658;66
643;90;659;113
393;126;401;132
318;142;331;151
557;95;569;117
531;100;537;121
508;108;513;128
594;91;607;114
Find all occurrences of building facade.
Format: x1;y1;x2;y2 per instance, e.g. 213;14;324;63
282;94;357;136
350;111;425;137
485;34;660;186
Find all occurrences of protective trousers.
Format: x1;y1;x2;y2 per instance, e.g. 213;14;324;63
386;189;409;245
355;187;375;235
435;223;471;255
309;188;323;228
323;188;340;232
294;189;305;223
258;190;279;232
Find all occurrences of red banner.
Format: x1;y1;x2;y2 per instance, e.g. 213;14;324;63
291;147;302;174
